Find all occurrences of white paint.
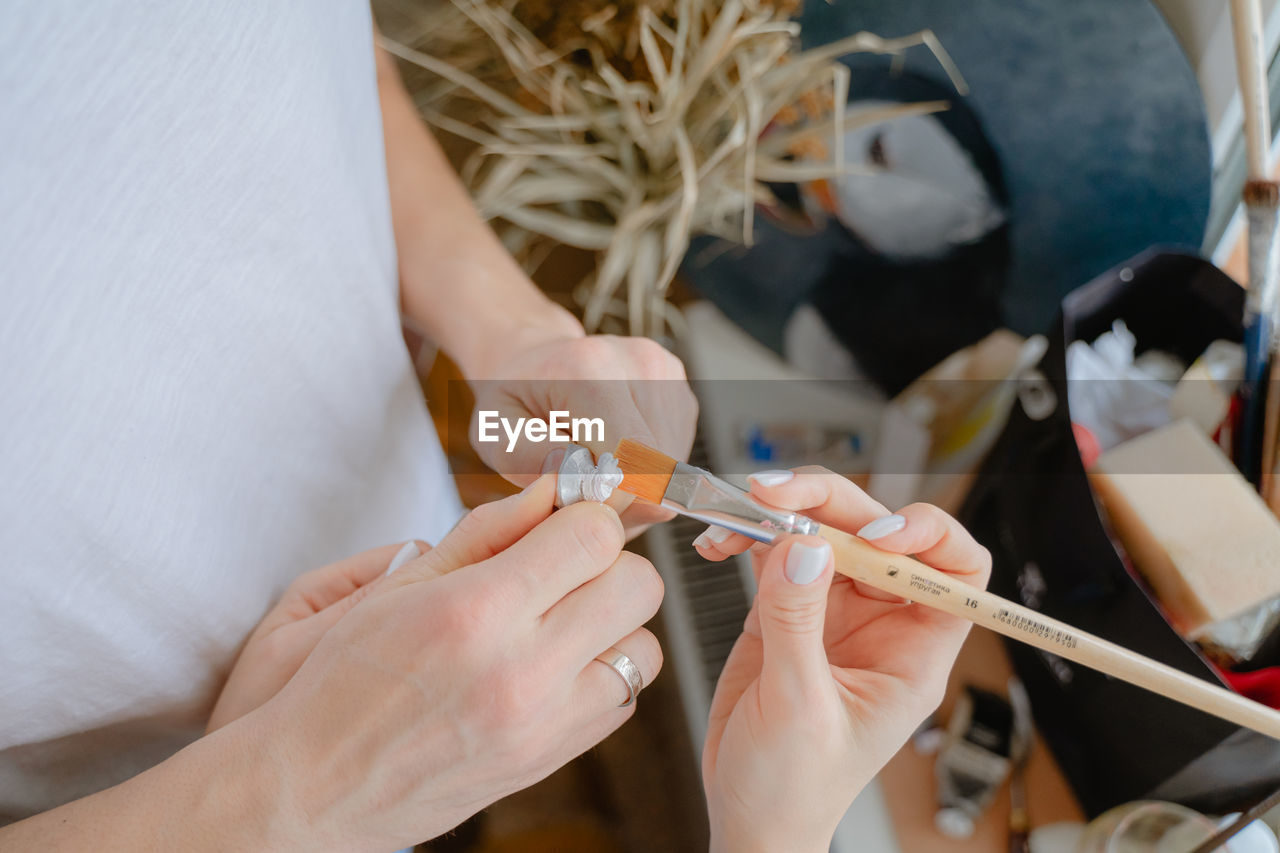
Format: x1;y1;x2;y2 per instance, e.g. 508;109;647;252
476;410;604;452
581;452;623;502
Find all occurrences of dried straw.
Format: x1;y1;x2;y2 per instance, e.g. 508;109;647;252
377;0;965;336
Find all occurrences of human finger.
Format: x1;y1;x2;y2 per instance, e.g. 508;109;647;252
692;467;890;563
754;535;836;701
746;467;890;533
387;475;558;588
471;499;625;614
269;541;429;626
543;550;664;665
855;503;991;587
569;626;664;716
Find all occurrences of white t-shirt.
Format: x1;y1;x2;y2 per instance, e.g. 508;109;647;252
0;1;464;819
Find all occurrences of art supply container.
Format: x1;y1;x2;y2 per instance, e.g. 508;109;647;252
1076;801;1234;853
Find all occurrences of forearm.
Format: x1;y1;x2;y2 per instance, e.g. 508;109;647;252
0;720;299;852
374;43;583;381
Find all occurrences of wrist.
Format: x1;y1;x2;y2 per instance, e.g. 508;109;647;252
173;712;314;852
710;830;772;853
710;827;830;853
458;300;584;381
708;807;833;853
0;716;306;852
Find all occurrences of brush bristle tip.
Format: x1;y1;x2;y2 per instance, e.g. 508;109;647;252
612;438;678;505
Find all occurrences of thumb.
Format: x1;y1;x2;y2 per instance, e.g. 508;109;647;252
756;536;835;697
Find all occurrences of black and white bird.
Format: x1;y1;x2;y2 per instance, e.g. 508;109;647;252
783;71;1010;396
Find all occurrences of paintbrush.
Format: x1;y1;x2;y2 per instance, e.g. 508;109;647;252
1187;783;1280;853
1230;0;1280;487
612;439;1280;740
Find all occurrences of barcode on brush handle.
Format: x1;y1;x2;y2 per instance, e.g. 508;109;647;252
993;609;1080;650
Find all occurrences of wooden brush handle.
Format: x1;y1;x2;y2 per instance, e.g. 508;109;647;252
820;525;1280;740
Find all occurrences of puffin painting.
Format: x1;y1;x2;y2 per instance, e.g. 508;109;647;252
782;71;1011;395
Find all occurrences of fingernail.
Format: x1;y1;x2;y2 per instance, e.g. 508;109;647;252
385;540;422;576
785;542;830;585
707;525;733;543
857;514;907;541
749;469;794;487
540;448;567;475
692;525;732;549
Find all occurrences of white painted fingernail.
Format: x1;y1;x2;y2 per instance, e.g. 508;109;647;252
706;525;733;543
693;525;733;550
385;540;421;576
785;542;831;585
749;469;794;487
857;514;907;541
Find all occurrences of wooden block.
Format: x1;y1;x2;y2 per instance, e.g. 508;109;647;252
1089;420;1280;637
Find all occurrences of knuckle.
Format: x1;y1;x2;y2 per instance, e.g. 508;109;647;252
771;686;835;733
975;545;993;580
572;335;616;366
434;589;499;643
642;559;665;605
567;504;624;562
489;666;544;722
681;387;699;420
344;583;375;611
629;337;678;376
915;677;948;713
480;674;559;766
899;501;935;517
467;499;503;529
288;566;327;594
255;629;298;669
765;597;824;635
901;502;950;530
619;552;664;609
636;630;664;681
450;502;495;542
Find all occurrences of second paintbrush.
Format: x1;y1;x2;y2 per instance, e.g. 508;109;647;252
611;438;1280;740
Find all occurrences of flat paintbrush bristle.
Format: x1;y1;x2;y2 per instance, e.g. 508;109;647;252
613;439;678;505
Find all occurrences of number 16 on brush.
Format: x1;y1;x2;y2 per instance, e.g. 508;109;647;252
612;439;1280;740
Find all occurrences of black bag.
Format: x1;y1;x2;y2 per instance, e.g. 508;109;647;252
960;249;1280;816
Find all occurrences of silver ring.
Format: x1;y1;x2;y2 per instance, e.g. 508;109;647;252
594;646;644;707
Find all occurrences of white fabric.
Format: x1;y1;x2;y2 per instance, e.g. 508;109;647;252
0;1;464;819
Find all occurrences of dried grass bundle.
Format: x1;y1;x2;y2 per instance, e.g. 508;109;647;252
377;0;964;336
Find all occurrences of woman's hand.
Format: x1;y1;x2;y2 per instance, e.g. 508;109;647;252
227;474;664;851
468;334;698;534
207;540;427;732
2;477;662;852
696;468;991;853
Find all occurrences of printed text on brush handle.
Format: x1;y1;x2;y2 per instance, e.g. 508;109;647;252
824;526;1280;740
860;555;1080;652
839;535;1080;648
827;527;1070;639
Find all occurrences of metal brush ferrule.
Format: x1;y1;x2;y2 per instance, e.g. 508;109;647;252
662;462;819;543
